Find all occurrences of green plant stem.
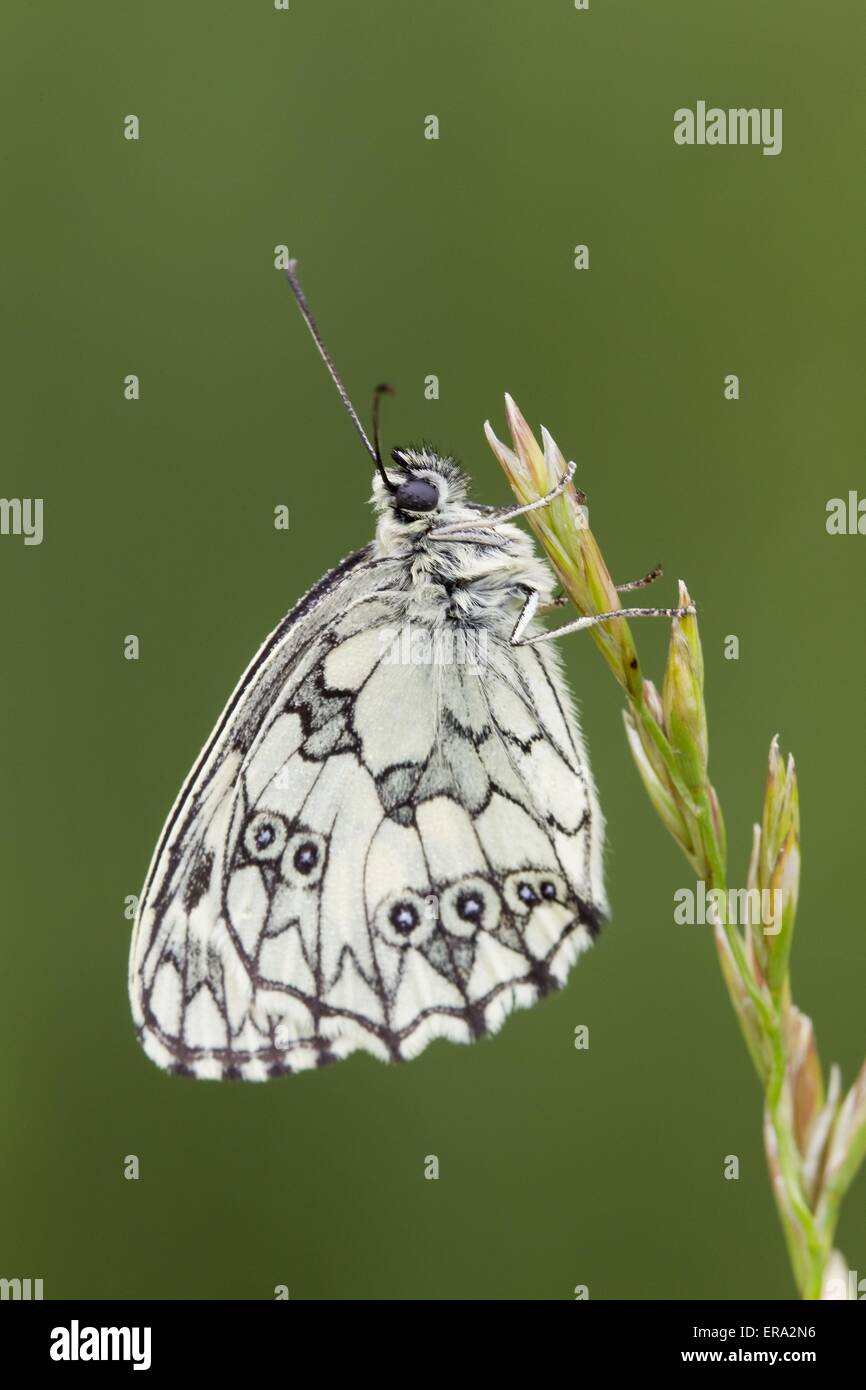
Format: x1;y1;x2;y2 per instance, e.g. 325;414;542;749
690;788;827;1297
489;404;866;1300
632;673;827;1295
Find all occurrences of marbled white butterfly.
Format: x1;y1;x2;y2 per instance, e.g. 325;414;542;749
128;263;688;1079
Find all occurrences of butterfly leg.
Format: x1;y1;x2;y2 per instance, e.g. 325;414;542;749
616;563;663;593
511;587;694;647
429;462;581;540
479;461;581;526
536;593;569;615
540;564;662;615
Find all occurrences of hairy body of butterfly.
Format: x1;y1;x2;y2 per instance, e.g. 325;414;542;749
129;446;609;1079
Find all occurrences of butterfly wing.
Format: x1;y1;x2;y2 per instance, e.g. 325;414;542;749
130;558;607;1079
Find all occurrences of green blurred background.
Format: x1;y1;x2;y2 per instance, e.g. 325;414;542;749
2;0;864;1300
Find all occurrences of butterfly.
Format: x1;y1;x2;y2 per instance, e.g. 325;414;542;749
129;262;686;1080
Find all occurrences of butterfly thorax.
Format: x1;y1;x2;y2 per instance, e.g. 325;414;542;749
370;453;556;634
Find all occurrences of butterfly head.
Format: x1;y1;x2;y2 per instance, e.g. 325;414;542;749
374;446;469;523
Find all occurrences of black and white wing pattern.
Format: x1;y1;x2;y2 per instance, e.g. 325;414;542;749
130;550;608;1079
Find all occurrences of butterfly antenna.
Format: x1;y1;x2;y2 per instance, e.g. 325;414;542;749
285;260;396;490
372;383;396;479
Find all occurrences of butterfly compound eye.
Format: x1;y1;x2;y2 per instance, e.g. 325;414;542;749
394;476;440;513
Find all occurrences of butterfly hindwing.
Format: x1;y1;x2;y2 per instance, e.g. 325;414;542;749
131;551;607;1079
